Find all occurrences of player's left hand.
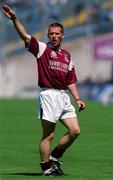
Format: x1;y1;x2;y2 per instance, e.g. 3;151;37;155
76;99;85;112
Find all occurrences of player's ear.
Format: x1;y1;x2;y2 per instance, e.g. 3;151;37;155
62;33;65;39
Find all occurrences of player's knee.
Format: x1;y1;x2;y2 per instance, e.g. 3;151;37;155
70;127;80;137
42;132;55;141
47;132;55;141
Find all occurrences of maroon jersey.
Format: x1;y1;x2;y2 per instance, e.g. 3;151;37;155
26;36;77;90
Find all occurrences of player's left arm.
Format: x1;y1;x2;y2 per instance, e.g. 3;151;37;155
66;58;85;111
68;83;85;112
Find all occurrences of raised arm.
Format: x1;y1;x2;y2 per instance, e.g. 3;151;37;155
2;4;31;43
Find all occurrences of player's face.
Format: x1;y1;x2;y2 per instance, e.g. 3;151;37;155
48;27;64;48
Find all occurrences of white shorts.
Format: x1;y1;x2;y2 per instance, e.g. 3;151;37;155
38;88;77;123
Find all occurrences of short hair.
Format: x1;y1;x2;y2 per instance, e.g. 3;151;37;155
48;22;64;33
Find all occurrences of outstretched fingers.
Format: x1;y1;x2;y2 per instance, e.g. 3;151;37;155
3;5;10;12
2;5;11;18
2;4;15;19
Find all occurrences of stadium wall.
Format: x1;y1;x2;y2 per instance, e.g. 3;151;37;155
69;36;112;82
0;53;37;97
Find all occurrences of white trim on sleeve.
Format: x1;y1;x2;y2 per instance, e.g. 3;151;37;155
37;41;47;59
68;59;74;71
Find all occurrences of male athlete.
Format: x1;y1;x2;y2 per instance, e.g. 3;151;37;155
2;4;85;176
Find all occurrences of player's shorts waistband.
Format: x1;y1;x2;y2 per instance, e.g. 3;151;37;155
41;88;65;93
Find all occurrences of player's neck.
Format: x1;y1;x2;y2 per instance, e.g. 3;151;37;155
48;42;61;51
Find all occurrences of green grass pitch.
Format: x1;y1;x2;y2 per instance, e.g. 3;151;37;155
0;99;113;180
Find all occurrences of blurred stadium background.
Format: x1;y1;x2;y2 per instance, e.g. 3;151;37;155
0;0;113;104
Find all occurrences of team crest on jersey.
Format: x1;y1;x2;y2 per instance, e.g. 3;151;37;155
50;51;57;58
64;54;69;62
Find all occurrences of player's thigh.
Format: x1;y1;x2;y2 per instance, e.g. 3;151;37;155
41;119;56;139
60;117;80;134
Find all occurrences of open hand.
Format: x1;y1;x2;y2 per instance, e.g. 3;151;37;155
2;5;16;20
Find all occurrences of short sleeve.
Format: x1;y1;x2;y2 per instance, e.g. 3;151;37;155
66;60;77;85
25;36;39;57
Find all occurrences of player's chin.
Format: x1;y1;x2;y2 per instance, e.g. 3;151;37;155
52;42;60;48
52;41;57;45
